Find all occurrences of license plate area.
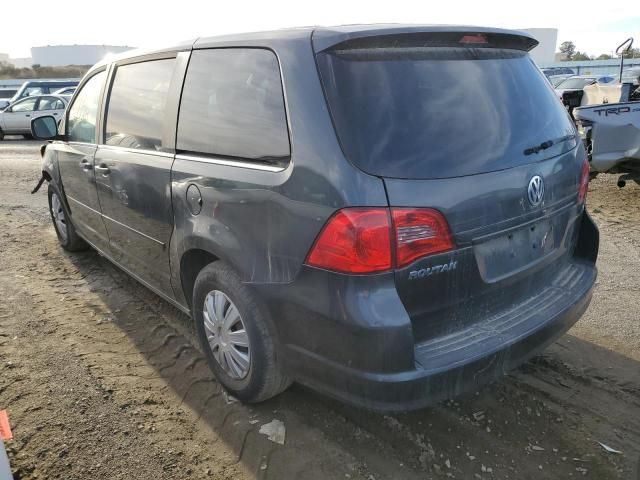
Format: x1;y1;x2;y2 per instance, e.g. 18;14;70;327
474;218;561;283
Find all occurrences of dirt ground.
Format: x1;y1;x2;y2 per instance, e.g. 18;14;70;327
0;137;639;480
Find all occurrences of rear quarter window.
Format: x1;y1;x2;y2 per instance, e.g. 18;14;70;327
177;48;290;164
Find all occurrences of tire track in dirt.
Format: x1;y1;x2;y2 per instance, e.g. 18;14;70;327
0;207;379;480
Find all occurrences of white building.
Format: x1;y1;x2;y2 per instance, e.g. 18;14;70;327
31;44;134;67
522;28;558;65
10;58;34;68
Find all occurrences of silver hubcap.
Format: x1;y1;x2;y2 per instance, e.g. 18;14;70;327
203;290;250;380
51;193;68;242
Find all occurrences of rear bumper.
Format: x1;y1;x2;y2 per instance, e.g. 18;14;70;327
282;263;594;411
256;213;598;411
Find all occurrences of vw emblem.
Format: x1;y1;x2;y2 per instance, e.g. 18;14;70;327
527;175;545;207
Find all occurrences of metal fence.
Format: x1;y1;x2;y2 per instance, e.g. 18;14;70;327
538;59;640;76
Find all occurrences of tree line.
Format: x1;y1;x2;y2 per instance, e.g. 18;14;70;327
559;41;640;61
0;62;91;80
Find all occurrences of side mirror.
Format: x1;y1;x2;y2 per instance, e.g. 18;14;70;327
31;115;60;140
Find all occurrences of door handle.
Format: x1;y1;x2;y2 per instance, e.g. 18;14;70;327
53;113;59;116
95;164;111;175
80;158;93;170
25;114;30;117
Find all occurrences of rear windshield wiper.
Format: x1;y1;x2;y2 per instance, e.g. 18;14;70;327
524;134;576;156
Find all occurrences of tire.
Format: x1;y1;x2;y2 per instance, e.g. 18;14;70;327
0;128;4;141
193;262;290;402
23;133;34;140
48;183;88;251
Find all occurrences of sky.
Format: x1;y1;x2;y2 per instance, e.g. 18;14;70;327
1;0;638;58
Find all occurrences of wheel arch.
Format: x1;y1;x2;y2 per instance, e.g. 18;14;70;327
179;247;220;310
42;144;61;184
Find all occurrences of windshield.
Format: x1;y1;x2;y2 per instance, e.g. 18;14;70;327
556;77;595;89
622;69;640;84
317;47;576;179
550;76;569;87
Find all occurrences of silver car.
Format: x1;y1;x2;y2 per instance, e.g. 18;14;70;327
52;87;77;96
0;95;69;140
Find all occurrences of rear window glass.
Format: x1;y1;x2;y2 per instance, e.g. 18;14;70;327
105;58;175;151
177;48;290;164
317;47;576;179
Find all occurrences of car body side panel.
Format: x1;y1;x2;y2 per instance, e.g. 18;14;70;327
94;147;175;297
170;36;388;308
57;142;111;247
1;103;36;133
574;102;640;172
90;52;188;300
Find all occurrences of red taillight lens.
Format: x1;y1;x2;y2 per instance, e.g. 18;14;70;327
306;207;455;274
305;208;392;274
578;159;590;203
392;208;455;268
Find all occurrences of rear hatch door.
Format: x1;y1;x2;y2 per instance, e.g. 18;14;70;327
315;29;586;343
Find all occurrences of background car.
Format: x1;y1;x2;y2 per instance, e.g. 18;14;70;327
548;74;574;87
0;87;19;110
53;86;77;95
8;80;78;104
555;76;597;92
595;75;615;84
621;67;640;85
555;76;599;112
0;94;69;140
542;67;575;77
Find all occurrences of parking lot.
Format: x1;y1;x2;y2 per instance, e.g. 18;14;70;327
1;137;639;479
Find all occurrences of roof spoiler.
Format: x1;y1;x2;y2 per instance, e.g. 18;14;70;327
312;26;538;53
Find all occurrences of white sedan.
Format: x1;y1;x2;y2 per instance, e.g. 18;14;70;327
0;95;69;140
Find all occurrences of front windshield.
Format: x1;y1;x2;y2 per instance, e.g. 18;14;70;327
550;76;568;87
622;69;640;84
557;77;595;89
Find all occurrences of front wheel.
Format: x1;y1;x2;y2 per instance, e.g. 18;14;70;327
48;183;88;251
193;262;290;402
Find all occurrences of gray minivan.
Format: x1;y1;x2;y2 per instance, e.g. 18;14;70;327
31;25;598;411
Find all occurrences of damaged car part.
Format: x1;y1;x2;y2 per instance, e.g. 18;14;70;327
30;25;598;411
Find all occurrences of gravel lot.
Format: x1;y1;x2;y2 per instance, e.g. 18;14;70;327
1;138;639;479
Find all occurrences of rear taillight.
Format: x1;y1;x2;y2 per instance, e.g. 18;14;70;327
305;208;392;274
305;207;454;274
392;208;455;268
578;159;590;203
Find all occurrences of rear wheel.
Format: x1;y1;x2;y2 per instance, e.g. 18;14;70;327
23;133;33;140
48;183;88;251
193;262;290;402
0;128;4;141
